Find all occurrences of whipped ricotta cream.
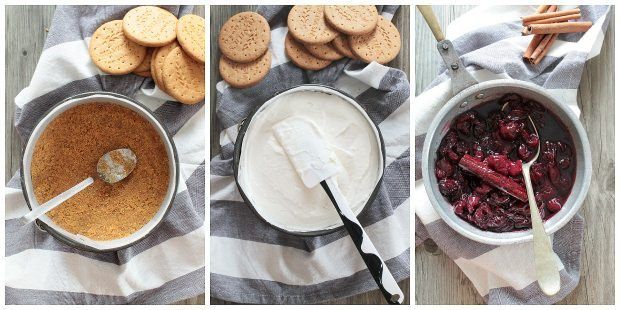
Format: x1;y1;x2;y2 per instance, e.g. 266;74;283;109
238;87;383;233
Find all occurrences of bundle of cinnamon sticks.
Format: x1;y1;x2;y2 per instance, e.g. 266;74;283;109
522;5;592;65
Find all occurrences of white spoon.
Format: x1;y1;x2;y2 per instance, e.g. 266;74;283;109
503;103;561;296
21;148;137;225
273;116;404;304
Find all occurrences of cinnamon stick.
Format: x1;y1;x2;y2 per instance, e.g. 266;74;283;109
523;34;545;59
535;5;550;13
524;13;581;26
524;21;593;35
532;33;559;65
458;154;528;202
521;8;581;24
527;33;555;64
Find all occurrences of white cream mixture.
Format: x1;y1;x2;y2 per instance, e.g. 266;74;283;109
238;87;383;233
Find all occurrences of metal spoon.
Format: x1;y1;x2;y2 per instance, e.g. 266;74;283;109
503;103;561;296
20;148;137;225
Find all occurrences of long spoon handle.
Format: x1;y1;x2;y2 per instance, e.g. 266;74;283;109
20;177;94;225
417;5;445;41
321;177;404;304
522;165;561;295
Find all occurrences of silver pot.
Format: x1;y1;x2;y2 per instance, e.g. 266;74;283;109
233;84;386;236
20;92;179;252
420;39;592;245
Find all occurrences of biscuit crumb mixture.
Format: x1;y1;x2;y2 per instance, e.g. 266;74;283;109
31;103;170;240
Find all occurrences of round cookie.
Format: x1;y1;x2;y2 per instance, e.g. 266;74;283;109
151;41;180;91
133;48;154;76
219;51;271;89
177;14;205;63
287;5;338;45
123;6;178;47
285;33;332;71
305;42;344;61
89;20;147;75
324;5;379;35
218;12;270;63
349;16;401;64
332;34;357;59
162;47;205;104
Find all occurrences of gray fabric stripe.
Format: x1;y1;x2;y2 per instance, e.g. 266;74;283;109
357;69;410;124
210;248;409;304
152;100;204;136
43;6;193;50
187;162;206;211
415;216;429;246
422;218;498;259
210;149;409;251
6;267;204;305
209;156;233;177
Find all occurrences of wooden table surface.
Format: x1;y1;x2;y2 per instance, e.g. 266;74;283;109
414;5;615;305
210;5;410;305
4;5;206;305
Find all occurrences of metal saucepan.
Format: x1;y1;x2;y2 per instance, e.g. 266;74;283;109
20;92;179;252
233;84;386;236
418;6;592;245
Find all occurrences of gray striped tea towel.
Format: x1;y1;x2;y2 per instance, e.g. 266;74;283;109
414;5;611;304
210;5;410;304
5;5;205;304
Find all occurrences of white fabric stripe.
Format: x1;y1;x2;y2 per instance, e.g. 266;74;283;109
381;12;394;20
216;26;289;91
173;105;205;166
211;198;409;284
344;61;390;89
176;163;200;194
15;38;98;109
136;88;174;111
379;98;410;167
5;187;29;220
210;175;243;202
413;180;440;224
454;236;564;296
6;227;205;296
334;74;371;98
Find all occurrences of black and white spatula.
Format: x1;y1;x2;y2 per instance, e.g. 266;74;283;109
274;116;404;304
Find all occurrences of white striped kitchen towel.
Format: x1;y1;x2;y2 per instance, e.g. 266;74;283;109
414;5;611;304
5;5;205;304
210;5;410;304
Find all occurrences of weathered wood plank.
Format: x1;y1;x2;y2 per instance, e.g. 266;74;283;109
414;5;614;305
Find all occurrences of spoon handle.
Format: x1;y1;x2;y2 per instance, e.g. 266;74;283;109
321;177;404;304
20;177;94;225
522;165;561;295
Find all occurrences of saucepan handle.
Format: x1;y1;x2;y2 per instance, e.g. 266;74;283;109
416;5;478;96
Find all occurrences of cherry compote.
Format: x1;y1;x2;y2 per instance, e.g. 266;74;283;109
435;93;576;232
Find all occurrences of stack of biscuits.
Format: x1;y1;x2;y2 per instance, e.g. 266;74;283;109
217;12;272;89
88;6;205;105
286;5;401;70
